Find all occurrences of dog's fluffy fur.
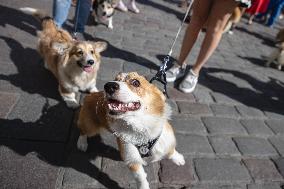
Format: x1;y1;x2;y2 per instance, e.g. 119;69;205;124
276;28;284;43
266;42;284;70
77;72;185;189
20;7;107;107
92;0;117;29
223;7;243;34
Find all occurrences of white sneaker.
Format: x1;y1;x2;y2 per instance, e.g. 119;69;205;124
127;1;140;13
179;69;198;93
166;63;186;82
116;0;128;12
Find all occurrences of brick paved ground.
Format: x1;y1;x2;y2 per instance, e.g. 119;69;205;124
1;0;284;188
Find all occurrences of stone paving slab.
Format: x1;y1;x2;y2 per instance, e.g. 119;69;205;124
169;116;207;135
209;136;240;156
243;159;283;182
265;119;284;135
233;137;279;157
0;140;64;189
202;117;247;135
176;134;214;156
194;158;251;184
176;102;212;116
210;104;240;118
240;119;274;137
0;91;19;118
159;159;196;185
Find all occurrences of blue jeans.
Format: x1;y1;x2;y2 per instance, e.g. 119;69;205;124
267;0;284;26
53;0;91;33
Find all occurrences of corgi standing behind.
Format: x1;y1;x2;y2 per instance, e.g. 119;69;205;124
20;7;107;107
77;72;185;189
92;0;117;29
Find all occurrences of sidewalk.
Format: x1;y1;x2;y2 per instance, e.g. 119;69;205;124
1;0;284;188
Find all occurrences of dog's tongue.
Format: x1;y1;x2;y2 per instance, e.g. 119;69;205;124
83;66;93;73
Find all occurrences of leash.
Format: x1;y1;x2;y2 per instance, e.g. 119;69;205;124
150;0;194;97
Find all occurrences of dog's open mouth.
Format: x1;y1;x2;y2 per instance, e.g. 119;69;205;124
82;65;93;73
107;99;141;114
77;61;93;73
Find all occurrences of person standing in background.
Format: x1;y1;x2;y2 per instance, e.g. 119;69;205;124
166;0;251;93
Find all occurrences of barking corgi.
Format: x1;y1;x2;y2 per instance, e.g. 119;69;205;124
77;72;185;189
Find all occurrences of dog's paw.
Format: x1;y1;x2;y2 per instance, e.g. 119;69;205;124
89;86;99;93
138;182;150;189
77;135;88;152
171;151;185;166
108;24;113;29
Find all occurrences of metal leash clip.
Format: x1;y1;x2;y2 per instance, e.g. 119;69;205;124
150;55;172;97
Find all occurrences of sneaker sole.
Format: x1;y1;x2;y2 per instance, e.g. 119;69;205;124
179;85;196;93
166;72;185;82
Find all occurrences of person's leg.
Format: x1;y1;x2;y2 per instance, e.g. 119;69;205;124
191;0;238;75
166;0;212;82
53;0;72;27
177;0;212;67
267;0;284;26
178;0;237;93
248;14;255;24
75;0;92;33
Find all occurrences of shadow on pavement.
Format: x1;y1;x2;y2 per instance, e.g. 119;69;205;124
235;26;275;47
84;33;160;71
0;99;123;189
0;36;61;100
200;67;284;115
136;0;184;21
0;5;39;36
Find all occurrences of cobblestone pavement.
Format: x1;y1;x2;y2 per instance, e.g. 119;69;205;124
1;0;284;188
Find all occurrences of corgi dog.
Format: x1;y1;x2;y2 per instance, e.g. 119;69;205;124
77;72;185;189
92;0;117;29
20;7;107;107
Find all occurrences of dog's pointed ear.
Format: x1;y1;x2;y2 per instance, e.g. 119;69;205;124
111;0;118;7
51;42;71;55
93;41;107;53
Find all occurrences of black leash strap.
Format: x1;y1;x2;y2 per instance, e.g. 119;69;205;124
149;0;194;97
150;55;172;97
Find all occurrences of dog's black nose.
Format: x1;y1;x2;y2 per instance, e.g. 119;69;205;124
87;60;94;65
104;82;119;95
102;12;106;16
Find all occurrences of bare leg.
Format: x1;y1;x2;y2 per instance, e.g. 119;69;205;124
248;14;254;25
191;0;238;75
177;0;212;67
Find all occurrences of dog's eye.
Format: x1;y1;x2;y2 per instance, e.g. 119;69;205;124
131;79;140;87
77;50;84;56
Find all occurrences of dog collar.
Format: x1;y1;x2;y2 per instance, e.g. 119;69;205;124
135;134;161;158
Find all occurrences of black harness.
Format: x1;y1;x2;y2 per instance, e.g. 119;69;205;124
135;135;160;158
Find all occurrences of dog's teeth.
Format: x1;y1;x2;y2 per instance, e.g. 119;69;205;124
108;104;112;109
